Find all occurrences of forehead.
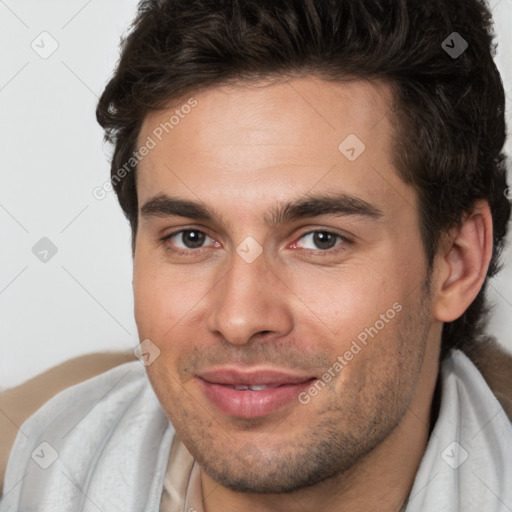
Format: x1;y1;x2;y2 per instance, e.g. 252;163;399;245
136;76;413;219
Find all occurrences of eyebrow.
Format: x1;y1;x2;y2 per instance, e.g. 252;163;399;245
140;192;383;227
141;194;220;223
267;193;383;226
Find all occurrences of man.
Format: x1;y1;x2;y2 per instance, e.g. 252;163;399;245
1;0;512;510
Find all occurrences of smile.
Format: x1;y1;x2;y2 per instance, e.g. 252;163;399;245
196;368;316;418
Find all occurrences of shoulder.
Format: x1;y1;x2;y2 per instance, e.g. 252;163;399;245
0;351;136;495
461;337;512;421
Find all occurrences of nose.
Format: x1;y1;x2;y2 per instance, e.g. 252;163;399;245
206;249;294;346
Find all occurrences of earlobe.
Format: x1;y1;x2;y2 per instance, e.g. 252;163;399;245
432;200;493;323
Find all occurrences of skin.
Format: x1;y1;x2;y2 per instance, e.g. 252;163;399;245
132;76;492;511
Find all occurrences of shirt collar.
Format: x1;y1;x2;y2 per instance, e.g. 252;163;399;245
184;462;204;512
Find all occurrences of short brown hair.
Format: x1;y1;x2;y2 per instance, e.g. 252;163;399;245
96;0;510;357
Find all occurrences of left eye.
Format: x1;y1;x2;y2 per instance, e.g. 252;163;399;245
166;229;213;249
295;231;346;251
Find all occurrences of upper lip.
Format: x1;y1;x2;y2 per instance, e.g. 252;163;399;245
197;367;315;386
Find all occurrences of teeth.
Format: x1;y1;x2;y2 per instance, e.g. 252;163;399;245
232;384;269;391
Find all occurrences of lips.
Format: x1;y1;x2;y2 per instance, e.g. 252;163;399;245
196;368;316;418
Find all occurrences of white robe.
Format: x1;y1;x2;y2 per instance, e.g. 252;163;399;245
1;349;511;511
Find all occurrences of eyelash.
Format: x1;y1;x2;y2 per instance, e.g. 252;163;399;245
161;229;218;257
160;228;352;257
291;231;351;256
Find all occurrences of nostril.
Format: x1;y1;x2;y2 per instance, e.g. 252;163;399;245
256;330;272;338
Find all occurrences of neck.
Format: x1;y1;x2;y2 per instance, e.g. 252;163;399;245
201;351;440;512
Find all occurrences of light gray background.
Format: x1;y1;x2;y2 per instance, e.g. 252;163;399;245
1;0;511;389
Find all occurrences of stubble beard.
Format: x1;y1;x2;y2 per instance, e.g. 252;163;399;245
167;292;432;495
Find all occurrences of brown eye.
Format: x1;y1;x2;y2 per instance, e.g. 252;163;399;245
165;229;210;249
311;232;337;250
180;230;206;248
296;231;346;251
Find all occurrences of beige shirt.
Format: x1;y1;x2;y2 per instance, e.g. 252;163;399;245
159;433;203;512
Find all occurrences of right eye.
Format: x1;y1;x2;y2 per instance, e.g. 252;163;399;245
164;229;212;249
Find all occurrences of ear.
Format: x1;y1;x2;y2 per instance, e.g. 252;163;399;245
432;200;493;323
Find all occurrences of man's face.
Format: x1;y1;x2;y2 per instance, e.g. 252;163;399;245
133;76;435;492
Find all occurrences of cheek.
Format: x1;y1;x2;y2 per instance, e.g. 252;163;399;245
132;255;212;346
286;263;399;342
133;265;196;396
133;265;161;338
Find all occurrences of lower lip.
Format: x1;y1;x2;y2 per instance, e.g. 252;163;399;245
199;379;314;418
